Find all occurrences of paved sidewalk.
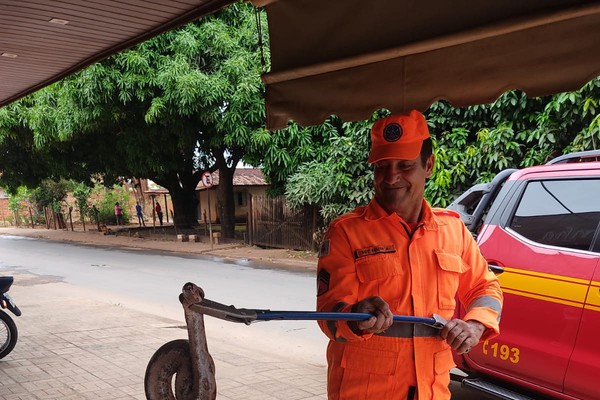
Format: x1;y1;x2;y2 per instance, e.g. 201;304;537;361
0;271;326;400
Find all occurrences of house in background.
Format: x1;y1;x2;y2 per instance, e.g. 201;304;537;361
197;168;269;224
143;168;269;224
143;180;174;224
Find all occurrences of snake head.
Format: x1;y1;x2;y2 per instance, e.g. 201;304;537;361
180;282;205;306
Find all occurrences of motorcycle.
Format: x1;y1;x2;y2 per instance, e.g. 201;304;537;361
0;276;21;359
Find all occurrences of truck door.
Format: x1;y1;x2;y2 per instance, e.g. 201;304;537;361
470;177;600;393
564;257;600;399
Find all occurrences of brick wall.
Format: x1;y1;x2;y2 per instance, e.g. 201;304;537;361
0;197;11;226
0;196;37;227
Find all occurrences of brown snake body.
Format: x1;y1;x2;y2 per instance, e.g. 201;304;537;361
145;283;217;400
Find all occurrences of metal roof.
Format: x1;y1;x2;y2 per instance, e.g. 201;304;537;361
0;0;234;107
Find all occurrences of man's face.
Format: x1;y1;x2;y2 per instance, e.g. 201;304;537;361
373;154;434;220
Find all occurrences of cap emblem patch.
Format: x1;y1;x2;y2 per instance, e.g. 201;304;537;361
383;123;402;142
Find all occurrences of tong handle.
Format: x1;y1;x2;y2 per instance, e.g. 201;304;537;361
189;298;447;329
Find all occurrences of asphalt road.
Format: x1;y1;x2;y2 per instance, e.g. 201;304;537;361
0;234;486;399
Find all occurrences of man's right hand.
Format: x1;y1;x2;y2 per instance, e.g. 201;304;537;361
351;296;393;334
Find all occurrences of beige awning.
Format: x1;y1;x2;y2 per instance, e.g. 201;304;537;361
254;0;600;130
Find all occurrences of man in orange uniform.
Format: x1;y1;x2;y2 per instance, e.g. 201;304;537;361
316;110;503;400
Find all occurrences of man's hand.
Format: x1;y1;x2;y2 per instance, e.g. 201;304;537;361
440;319;486;354
351;296;394;334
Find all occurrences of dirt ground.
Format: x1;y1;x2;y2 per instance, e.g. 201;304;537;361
0;224;318;271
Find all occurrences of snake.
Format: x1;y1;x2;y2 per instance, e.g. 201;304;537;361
144;282;217;400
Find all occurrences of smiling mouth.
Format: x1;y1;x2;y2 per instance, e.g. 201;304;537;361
385;186;406;190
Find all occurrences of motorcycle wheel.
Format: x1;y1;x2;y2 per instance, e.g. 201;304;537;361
144;339;194;400
0;309;18;359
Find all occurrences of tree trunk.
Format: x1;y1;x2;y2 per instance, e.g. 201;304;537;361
217;166;236;239
169;185;199;228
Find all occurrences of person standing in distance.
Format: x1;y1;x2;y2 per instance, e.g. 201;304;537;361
135;202;145;227
316;110;503;400
155;201;163;226
114;202;123;225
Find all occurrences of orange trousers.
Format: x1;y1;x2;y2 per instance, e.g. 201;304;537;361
326;337;454;400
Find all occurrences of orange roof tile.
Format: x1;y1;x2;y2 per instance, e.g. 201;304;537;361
197;168;268;189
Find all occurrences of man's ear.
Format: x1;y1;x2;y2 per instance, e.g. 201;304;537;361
425;154;435;178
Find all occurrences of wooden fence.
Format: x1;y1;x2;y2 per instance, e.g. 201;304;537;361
248;195;318;251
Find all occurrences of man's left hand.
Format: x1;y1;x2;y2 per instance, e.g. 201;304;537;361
439;319;486;354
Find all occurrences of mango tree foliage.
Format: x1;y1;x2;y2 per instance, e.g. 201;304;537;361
252;122;331;192
428;77;600;207
281;78;600;220
0;101;104;191
277;117;375;223
3;3;267;236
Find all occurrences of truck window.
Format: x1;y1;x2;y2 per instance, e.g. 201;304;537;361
508;179;600;252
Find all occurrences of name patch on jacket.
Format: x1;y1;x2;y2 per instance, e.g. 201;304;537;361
317;269;330;296
354;245;396;259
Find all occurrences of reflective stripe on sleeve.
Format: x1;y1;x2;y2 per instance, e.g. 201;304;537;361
466;296;502;321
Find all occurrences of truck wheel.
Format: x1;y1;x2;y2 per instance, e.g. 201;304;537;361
145;339;194;400
0;310;17;359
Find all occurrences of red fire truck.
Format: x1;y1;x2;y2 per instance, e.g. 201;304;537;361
449;151;600;400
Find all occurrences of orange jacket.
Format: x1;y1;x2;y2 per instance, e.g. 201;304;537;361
317;199;502;400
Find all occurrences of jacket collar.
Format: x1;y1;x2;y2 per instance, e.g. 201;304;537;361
362;198;443;230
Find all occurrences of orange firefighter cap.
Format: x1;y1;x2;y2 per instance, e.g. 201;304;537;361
368;110;430;163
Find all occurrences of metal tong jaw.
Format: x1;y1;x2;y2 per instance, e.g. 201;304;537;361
188;298;261;325
428;314;447;329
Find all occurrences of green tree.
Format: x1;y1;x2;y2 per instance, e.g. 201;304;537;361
89;184;131;225
7;186;31;226
73;182;92;224
283;118;374;223
279;78;600;221
29;180;69;212
427;78;600;206
0;101;100;192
